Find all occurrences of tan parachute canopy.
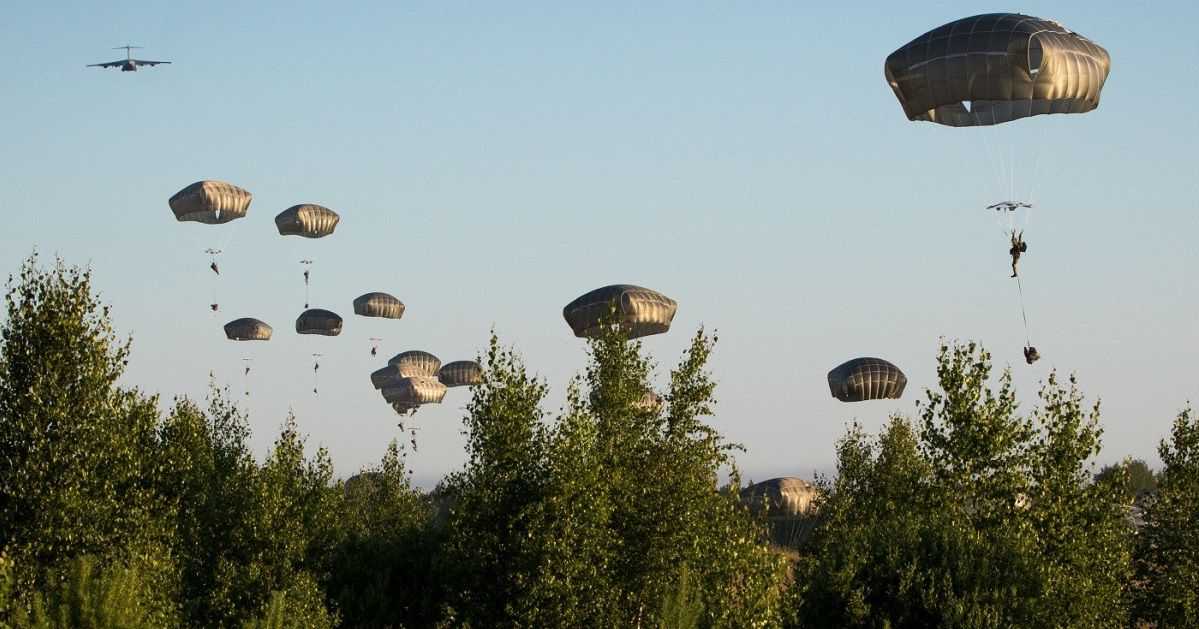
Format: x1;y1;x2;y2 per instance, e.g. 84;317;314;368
275;204;340;238
381;376;447;406
169;180;252;224
295;309;343;336
387;350;441;378
563;284;678;339
224;318;272;341
438;361;483;388
885;13;1111;127
827;357;907;402
353;292;405;319
635;391;664;413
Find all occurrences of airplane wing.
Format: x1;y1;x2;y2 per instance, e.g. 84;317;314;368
132;59;171;67
86;60;124;68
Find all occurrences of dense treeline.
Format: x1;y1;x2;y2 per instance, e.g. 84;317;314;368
0;255;1195;628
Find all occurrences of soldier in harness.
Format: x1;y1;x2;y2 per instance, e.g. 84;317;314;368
1023;345;1040;365
1009;230;1027;278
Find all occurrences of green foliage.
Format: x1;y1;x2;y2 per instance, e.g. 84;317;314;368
8;556;176;629
1096;459;1157;500
442;327;788;627
0;255;176;597
795;342;1132;628
158;392;341;627
658;565;703;629
240;572;337;629
326;441;439;627
1133;407;1199;628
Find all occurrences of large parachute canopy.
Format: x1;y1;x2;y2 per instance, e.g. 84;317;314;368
224;318;272;341
739;477;819;518
295;309;343;336
827;357;907;402
169;180;252;224
884;13;1110;127
387;350;441;378
353;292;405;319
275;204;340;238
563;284;678;339
438;360;483;388
381;376;447;406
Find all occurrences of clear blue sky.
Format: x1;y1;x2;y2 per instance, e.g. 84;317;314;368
1;1;1195;486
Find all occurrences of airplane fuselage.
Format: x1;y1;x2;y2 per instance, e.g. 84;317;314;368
122;62;137;71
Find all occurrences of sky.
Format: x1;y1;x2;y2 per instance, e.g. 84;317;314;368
1;1;1195;487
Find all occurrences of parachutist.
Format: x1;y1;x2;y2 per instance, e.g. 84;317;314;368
244;366;251;376
1023;346;1040;365
210;303;219;312
371;346;378;357
303;270;309;285
210;262;220;275
1009;230;1027;278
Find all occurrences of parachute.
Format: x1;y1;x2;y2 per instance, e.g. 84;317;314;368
169;180;252;224
275;204;340;238
295;309;343;336
827;357;907;402
884;13;1110;128
387;350;441;378
370;365;405;390
381;376;447;406
563;284;678;339
634;390;664;413
224;318;272;341
438;361;483;388
353;292;405;319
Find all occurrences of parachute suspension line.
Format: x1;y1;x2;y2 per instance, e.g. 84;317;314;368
1015;275;1032;347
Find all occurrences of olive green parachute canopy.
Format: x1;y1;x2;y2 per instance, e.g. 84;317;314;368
381;376;447;406
387;350;441;378
563;284;678;339
224;318;272;341
740;477;819;518
827;357;907;402
884;13;1110;127
275;204;340;238
295;309;343;336
169;180;252;224
438;361;483;388
353;292;405;319
370;365;404;390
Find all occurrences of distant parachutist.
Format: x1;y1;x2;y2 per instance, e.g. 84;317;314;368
1023;346;1040;365
369;337;383;357
210;261;220;275
312;353;322;395
210;303;219;312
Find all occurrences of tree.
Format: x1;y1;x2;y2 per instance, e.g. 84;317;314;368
0;254;176;606
1133;407;1199;628
1095;459;1157;501
442;327;788;627
326;441;439;627
795;341;1132;628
